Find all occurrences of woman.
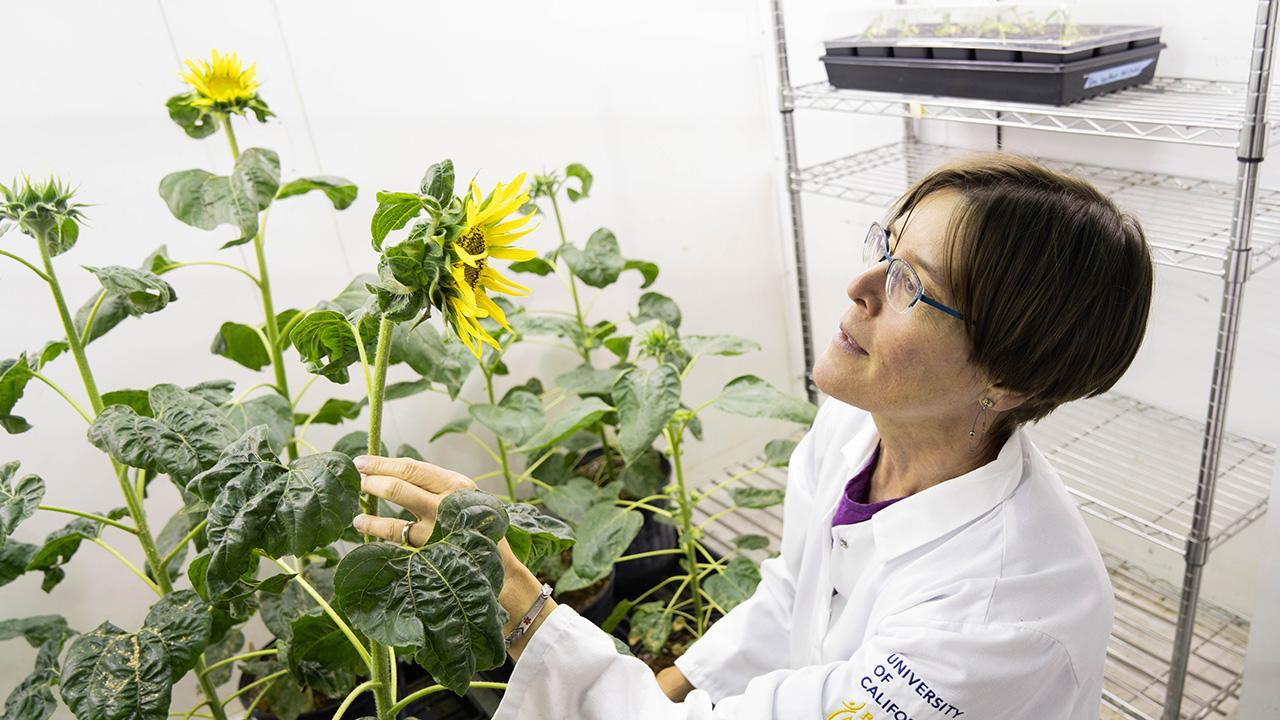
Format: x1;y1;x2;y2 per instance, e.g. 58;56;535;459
352;154;1154;719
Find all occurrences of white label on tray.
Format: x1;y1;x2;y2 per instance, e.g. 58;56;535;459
1083;59;1154;89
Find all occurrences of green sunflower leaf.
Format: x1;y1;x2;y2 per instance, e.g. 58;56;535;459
371;191;424;251
567;502;642;591
166;93;219;139
187;426;360;599
612;364;682;463
564;163;593;202
468;390;544;447
764;438;798;467
505;503;575;567
629;601;672;655
561;228;625;288
633;292;682;330
683;334;761;358
87;384;240;484
334;491;509;695
623;258;659;288
703;555;761;613
420;159;455;206
289;309;361;384
142;590;212;683
276;176;358;209
222;393;293;458
59;622;172;720
82;266;178;316
0;461;44;546
0;356;33;435
730;486;786;509
713;375;817;425
210;321;270;370
158;148;281;248
514;397;613;454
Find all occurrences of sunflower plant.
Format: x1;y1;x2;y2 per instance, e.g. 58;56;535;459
0;50;571;720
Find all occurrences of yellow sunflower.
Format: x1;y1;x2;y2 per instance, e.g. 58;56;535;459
446;173;539;357
178;49;261;110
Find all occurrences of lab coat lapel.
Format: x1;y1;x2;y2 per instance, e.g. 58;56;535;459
791;415;882;666
869;428;1028;564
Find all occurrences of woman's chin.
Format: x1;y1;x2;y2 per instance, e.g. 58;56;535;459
813;343;862;400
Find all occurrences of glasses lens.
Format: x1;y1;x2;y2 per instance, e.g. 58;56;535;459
864;223;887;269
885;259;921;313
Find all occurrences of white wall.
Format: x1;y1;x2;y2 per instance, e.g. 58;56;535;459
2;0;1278;716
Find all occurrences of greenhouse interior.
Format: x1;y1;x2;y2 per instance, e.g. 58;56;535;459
2;1;1279;719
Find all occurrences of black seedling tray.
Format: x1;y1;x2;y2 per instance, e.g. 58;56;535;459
820;40;1165;105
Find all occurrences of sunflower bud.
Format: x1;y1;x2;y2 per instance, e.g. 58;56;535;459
0;176;87;255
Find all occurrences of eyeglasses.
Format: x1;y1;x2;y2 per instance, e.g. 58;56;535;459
863;222;967;321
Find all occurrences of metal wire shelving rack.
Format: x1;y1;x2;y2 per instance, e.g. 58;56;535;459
766;1;1280;718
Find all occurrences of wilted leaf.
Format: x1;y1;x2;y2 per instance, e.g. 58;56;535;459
158;148;281;247
629;601;672;655
83;266;177;315
561;228;625;288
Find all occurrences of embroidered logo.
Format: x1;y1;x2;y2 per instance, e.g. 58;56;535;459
826;699;873;720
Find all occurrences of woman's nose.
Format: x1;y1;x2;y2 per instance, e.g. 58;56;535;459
847;262;885;316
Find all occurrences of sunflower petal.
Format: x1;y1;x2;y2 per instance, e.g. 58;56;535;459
480;266;532;296
476;291;511;331
487;245;537;261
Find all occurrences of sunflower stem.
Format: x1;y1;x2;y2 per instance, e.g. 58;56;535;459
363;316;397;720
34;225;231;720
547;190;617;480
219;114;240;161
480;361;518;500
665;426;705;636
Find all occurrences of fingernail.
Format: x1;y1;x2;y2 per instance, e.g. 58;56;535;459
353;456;371;472
352;514;368;532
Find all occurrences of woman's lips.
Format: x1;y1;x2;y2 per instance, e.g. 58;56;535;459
833;328;868;356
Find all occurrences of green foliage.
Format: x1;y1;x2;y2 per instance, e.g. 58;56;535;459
702;556;761;613
714;374;818;424
334;491;509;695
159;147;281;248
0;461;44;546
186;426;360;599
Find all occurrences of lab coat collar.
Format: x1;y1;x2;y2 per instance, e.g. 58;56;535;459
838;420;1027;563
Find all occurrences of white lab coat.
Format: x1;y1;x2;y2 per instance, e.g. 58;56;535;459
493;397;1115;719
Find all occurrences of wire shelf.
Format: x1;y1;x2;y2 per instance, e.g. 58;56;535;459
1099;552;1250;720
793;139;1280;278
696;432;1252;720
1027;393;1273;554
788;77;1280;149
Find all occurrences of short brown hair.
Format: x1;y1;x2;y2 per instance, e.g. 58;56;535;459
887;153;1154;457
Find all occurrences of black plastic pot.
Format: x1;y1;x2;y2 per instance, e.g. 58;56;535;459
237;641;488;720
574;447;681;600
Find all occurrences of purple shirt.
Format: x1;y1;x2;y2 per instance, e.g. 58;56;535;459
831;443;904;527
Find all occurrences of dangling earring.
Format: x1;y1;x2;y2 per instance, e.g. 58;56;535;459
968;397;995;452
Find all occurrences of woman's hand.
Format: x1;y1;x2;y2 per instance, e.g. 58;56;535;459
350;453;557;661
349;454;476;545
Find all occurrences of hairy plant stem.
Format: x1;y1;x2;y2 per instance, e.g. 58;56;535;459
665;427;705;636
35;226;231;720
220;114;296;462
547;190;616;477
363;316;397;719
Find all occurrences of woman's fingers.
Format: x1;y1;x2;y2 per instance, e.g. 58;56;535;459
352;513;430;547
354;455;476;493
360;474;439;521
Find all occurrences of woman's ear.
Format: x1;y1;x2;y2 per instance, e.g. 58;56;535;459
986;382;1028;414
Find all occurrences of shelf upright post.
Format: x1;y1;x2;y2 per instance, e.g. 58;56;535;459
1163;1;1279;718
769;0;818;404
